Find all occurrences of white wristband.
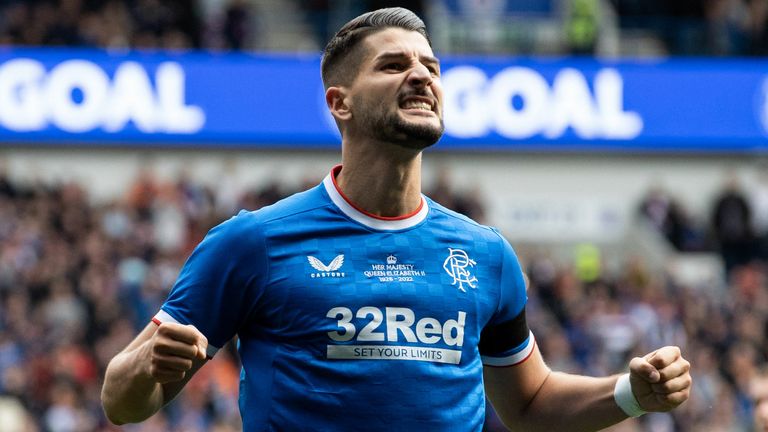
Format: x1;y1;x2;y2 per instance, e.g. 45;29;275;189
614;373;646;418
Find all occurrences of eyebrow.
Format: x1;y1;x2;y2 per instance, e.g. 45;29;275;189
374;51;440;67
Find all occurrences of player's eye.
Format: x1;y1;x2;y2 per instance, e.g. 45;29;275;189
383;62;405;71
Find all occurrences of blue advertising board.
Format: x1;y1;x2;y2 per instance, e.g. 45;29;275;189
0;47;766;152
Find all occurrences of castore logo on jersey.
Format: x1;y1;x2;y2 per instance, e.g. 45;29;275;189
308;255;346;278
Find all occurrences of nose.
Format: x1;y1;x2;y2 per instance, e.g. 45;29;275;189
407;63;432;88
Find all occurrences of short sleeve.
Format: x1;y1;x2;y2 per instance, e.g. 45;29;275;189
152;211;268;358
479;233;534;367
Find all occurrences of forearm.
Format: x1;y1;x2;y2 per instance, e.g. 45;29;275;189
502;372;627;432
101;345;164;425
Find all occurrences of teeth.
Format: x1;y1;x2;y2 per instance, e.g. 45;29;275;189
402;100;431;111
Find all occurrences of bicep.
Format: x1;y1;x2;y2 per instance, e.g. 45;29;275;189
483;344;551;428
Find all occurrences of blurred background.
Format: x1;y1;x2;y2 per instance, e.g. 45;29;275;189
0;0;767;431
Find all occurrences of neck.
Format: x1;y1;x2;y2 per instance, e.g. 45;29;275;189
336;138;423;218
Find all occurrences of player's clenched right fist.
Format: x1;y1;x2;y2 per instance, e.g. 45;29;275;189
142;323;208;384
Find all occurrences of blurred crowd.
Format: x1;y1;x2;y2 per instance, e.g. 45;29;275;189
0;166;485;431
0;0;765;56
638;169;768;278
297;0;768;56
0;165;767;431
0;0;251;50
614;0;768;56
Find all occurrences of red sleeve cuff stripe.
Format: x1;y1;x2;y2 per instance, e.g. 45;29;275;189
481;332;536;367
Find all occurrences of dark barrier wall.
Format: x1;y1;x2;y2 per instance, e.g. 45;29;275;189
1;47;767;151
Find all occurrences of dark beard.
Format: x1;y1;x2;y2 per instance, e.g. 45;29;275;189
358;98;444;150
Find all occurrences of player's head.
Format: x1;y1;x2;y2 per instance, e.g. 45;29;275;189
321;8;443;150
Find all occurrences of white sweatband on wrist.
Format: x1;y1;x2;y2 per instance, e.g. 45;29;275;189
614;373;646;417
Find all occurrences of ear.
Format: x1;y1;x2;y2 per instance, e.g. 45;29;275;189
326;86;352;122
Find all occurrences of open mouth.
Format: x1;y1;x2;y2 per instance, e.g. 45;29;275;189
399;97;435;115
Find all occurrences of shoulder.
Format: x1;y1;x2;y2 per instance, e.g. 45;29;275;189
211;184;329;244
427;197;506;242
246;184;330;225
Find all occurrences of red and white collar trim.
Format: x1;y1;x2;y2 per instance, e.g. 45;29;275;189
323;165;429;231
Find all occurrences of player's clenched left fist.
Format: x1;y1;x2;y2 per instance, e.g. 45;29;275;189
628;346;692;412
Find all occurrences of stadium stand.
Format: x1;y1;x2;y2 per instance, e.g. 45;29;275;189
0;0;765;55
0;165;765;431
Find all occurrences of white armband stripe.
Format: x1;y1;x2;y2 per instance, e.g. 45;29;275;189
481;331;535;367
152;309;220;358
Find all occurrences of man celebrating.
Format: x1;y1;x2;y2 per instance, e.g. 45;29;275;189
102;8;691;431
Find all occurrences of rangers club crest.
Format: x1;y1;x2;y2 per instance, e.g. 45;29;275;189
443;248;477;292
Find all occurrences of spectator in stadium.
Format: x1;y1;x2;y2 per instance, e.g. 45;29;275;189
101;7;691;431
711;172;757;276
640;186;688;250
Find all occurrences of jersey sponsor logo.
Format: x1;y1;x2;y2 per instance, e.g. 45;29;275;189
308;254;346;278
443;248;478;292
363;254;426;283
325;306;466;364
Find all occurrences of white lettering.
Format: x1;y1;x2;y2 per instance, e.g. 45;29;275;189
386;307;417;343
442;311;466;347
442;65;643;140
326;307;355;341
0;58;205;134
46;60;109;132
762;78;768;134
443;66;490;138
157;62;205;132
104;61;158;132
545;68;598;139
595;69;643;138
490;67;549;139
356;306;385;341
326;306;465;347
415;317;442;344
0;59;46;131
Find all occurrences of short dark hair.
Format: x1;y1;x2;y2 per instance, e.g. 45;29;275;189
320;7;431;89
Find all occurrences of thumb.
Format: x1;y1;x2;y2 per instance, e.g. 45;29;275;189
630;354;660;383
187;325;208;360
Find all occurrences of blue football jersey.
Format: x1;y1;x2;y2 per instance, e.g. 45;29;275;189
154;166;533;431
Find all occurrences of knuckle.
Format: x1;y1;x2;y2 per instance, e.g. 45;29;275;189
667;392;688;405
153;338;169;350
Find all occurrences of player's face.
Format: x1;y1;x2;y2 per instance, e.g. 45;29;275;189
349;27;444;150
